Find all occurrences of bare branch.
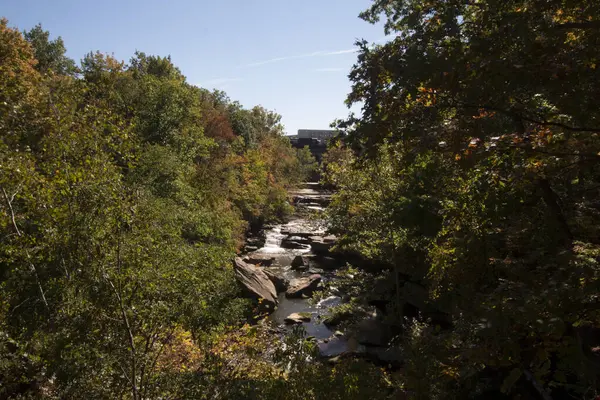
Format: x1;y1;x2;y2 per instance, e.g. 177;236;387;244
2;187;21;236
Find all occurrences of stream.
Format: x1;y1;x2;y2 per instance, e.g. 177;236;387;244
242;182;355;357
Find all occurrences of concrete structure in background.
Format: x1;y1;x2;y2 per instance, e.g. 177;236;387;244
288;129;338;163
297;129;336;141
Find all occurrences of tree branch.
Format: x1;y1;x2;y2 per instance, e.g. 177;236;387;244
457;103;600;133
554;21;600;30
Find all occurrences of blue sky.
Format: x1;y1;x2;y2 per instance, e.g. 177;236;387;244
2;0;385;135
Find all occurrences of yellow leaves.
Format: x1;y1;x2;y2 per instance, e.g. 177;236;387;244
440;363;460;379
416;86;438;107
348;203;363;216
566;31;580;43
155;327;202;373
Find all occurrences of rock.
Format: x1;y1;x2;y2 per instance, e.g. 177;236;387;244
287;235;311;244
246;237;265;246
334;330;344;337
263;269;289;293
401;281;452;327
323;235;337;243
364;346;403;368
285;231;315;238
316;295;342;309
310;237;334;254
243;253;276;266
354;318;393;347
244;245;259;252
291;255;309;269
281;240;309;249
294;195;331;207
285;274;323;298
233;258;277;310
312;256;342;270
323;309;353;327
245;233;266;249
327;355;342;365
284;312;312;324
402;281;428;310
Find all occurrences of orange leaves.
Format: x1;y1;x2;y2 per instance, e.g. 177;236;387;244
468;138;482;148
472;109;496;120
204;111;236;142
416;86;438;106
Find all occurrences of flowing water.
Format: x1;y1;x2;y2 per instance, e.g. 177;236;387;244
246;183;354;357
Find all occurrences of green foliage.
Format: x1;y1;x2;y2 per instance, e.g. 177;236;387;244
296;145;319;181
324;0;600;398
0;19;307;399
23;23;77;75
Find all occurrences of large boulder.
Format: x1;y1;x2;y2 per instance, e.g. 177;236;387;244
243;253;276;266
309;236;335;254
311;256;342;270
402;281;428;310
354;318;393;347
401;281;452;328
286;274;322;298
234;258;278;310
291;255;310;270
263;269;289;293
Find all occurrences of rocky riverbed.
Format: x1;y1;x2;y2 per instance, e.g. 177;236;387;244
235;183;403;364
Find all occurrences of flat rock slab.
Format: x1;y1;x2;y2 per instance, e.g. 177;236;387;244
323;235;337;243
284;312;312;324
286;274;322;298
234;258;277;310
281;240;310;250
280;230;315;237
286;235;311;244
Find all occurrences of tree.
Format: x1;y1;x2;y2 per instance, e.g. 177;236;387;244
325;0;600;398
23;23;76;75
296;145;319;181
1;19;309;398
